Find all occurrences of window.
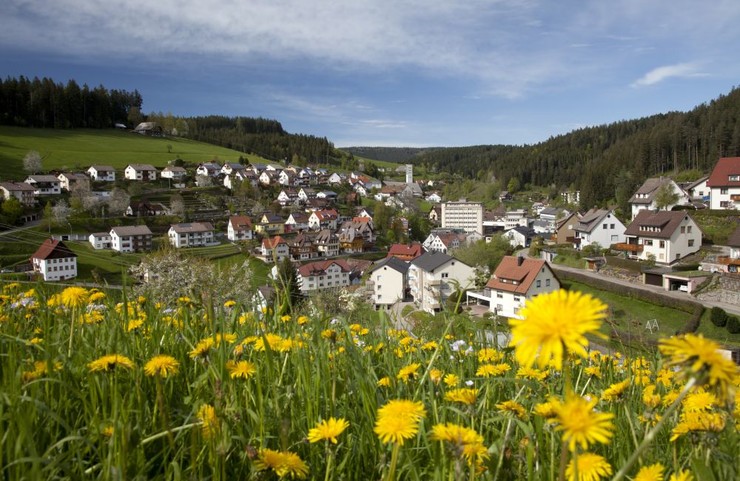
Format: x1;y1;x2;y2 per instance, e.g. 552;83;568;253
536;280;541;288
721;188;729;194
442;273;449;278
680;226;685;233
659;241;665;248
687;226;692;233
497;292;503;299
546;279;551;287
688;239;695;247
603;223;608;229
644;240;653;246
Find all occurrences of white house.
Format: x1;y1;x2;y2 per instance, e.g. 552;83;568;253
296;259;351;292
313;229;339;257
24;175;61;195
220;162;245;176
110;225;153;253
467;256;560;319
277;188;299;206
408;252;475;314
573;209;626;250
161;166;187;180
31;239;77;281
367;257;410;309
422;231;467;254
298;187;316;203
620;211;702;264
196;162;221;177
57;173;90;192
327;173;343;185
227;215;253;241
261;235;290;262
89;232;112;250
685;176;710;202
426;192;442;203
503;226;535;249
124;164;158;181
168;222;215;248
308;209;339;231
0;181;36;206
87;165;116;182
285;212;309;233
629;177;689;219
706;157;740;210
259;171;278;185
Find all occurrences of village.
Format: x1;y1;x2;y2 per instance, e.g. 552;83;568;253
2;154;738;322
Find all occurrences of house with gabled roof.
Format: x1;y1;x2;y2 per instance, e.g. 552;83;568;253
408;251;475;314
554;211;581;244
259;170;279;185
296;259;352;292
308;209;339;231
277;188;299;206
89;232;112;250
314;229;339;257
124;164;158;181
503;226;536;249
227;215;253;241
422;230;468;254
110;225;153;252
168;222;215;248
288;232;317;261
57;172;90;192
0;181;36;206
126;200;169;217
87;165;116;182
629;177;689;219
196;162;221;177
298;187;316;203
261;235;290;262
572;208;625;250
24;175;61;195
31;239;77;281
161;166;187;180
255;213;285;235
386;242;424;262
617;211;702;264
221;162;245;176
706;157;740;209
285;212;309;233
466;256;560;319
368;257;410;309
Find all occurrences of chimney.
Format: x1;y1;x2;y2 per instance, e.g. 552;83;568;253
517;255;524;266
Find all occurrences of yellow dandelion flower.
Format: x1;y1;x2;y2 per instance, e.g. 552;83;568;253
554;394;614;451
477;363;511;377
601;379;631;402
297;315;309;325
642;385;661;409
430;423;489;465
255;448;309;479
533;401;558;419
88;354;135;373
226;360;257;379
429;368;443;384
516;367;548;381
189;337;215;358
89;291;106;303
101;425;115;438
634;463;665;481
197;404;219;439
668;470;694;481
584;366;602;379
422;341;439;351
565;452;612;481
280;314;291;322
496;400;528;420
127;318;145;332
445;388;479;405
374;399;426;445
509;289;607;369
144;355;180;378
659;334;739;398
682;389;718;412
478;347;504;363
397;362;421;382
670;410;726;441
22;360;62;382
60;286;89;308
443;373;459;387
307;417;349;444
377;376;392;387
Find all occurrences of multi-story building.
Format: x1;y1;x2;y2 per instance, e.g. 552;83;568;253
618;211;702;264
89;232;112;250
629;177;689;219
296;259;351;292
31;239;77;281
124;164;158;181
87;165;116;182
24;175;61;195
367;257;410;309
168;222;215;248
110;225;153;252
227;215;253;241
0;181;36;205
408;251;475;314
572;209;626;250
440;199;483;234
261;235;290;262
706;157;740;209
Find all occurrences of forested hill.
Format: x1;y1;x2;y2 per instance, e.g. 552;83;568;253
342;146;438;163
0;76;343;167
409;87;740;208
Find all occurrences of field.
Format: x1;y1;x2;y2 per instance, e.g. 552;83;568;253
1;283;737;480
0;126;265;180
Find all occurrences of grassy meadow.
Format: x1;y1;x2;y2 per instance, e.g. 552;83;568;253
0;126;265;180
1;283;738;480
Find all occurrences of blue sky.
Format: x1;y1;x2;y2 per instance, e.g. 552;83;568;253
2;0;740;147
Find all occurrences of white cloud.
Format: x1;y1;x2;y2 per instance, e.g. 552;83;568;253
631;63;707;88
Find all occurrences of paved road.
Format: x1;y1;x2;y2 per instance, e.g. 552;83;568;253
550;263;740;316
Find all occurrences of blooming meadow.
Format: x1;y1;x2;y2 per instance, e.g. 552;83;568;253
1;283;738;480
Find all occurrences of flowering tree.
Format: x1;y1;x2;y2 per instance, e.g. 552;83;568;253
23;150;42;174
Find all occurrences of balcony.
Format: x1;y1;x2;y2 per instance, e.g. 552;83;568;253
614;243;644;253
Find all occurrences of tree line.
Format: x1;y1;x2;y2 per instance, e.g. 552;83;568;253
408;87;740;209
0;76;143;129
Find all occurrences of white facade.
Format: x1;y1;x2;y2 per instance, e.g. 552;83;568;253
168;223;215;248
441;200;483;234
124;164;158;181
369;259;408;309
623;212;702;264
408;253;475;314
89;232;112;250
574;210;626;250
161;166;187;179
87;166;116;182
227;216;253;241
261;237;290;262
31;240;77;281
24;175;61;195
297;261;350;292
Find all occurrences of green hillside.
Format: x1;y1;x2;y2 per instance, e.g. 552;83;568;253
0;126;265;180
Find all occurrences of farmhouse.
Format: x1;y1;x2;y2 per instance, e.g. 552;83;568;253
31;239;77;281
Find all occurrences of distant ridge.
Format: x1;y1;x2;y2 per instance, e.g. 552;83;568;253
341;146;441;163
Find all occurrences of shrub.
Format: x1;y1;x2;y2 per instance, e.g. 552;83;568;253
727;315;740;334
710;307;728;327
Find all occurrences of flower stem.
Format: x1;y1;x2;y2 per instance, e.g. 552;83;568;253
385;443;401;481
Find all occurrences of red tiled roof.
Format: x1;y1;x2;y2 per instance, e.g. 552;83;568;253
297;259;350;277
387;242;423;260
485;256;549;294
706;157;740;188
229;215;252;230
31;239;77;261
262;235;286;248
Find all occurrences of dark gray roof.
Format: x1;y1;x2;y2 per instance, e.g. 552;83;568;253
411;251;456;272
369;256;410;275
